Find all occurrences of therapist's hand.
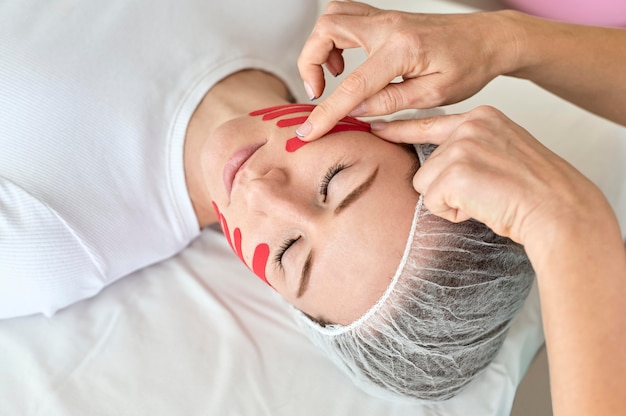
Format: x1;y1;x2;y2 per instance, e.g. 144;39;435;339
373;106;610;246
296;1;522;141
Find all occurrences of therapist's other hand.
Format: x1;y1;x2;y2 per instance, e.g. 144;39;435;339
296;1;521;141
374;106;609;246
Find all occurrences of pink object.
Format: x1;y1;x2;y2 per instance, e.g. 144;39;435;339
502;0;626;27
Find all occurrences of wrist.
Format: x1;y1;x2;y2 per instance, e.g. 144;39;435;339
495;9;565;80
489;10;534;76
521;188;621;268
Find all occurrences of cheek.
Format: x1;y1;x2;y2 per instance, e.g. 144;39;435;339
212;201;272;286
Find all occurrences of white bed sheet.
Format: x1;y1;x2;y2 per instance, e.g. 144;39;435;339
2;1;625;415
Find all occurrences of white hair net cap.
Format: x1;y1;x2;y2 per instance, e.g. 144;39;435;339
293;144;535;402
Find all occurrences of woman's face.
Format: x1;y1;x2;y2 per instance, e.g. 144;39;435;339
201;105;419;325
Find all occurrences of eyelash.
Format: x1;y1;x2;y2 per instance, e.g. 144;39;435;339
319;162;346;202
273;162;346;269
274;237;299;269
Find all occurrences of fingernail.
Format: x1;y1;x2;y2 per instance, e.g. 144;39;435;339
303;82;316;101
370;120;387;131
295;120;312;138
348;102;366;117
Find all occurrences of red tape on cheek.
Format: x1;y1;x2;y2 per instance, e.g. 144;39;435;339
252;244;270;285
213;202;235;251
220;215;234;251
233;228;245;263
211;201;273;288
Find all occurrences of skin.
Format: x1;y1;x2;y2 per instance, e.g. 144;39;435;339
295;1;626;140
295;3;626;413
377;106;626;416
184;69;419;325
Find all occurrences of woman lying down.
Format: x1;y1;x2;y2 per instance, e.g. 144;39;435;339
201;100;534;401
0;0;533;402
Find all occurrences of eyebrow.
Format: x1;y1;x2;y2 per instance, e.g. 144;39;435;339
296;251;313;298
334;166;379;215
295;167;380;298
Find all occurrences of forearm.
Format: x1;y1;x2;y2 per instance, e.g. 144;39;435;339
523;195;626;415
499;10;626;126
380;94;626;413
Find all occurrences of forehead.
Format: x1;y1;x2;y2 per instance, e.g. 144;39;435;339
248;103;371;151
214;103;373;155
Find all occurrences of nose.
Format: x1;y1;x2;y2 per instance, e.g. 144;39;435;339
244;167;310;219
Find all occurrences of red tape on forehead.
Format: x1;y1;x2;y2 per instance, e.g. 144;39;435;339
249;103;316;118
249;103;371;152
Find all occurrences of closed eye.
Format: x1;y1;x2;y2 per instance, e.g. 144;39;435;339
319;163;346;202
273;236;300;270
273;162;347;272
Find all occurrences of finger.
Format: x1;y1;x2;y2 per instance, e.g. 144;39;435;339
353;74;449;116
323;1;378;17
298;0;377;88
415;164;474;223
421;202;471;224
298;29;336;101
297;48;404;141
325;47;345;77
298;13;384;102
371;112;471;145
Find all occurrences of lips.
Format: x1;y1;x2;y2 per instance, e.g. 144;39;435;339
223;143;264;198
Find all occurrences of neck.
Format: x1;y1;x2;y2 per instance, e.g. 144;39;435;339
184;70;292;229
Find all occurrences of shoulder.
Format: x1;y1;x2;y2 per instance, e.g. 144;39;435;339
0;177;104;319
